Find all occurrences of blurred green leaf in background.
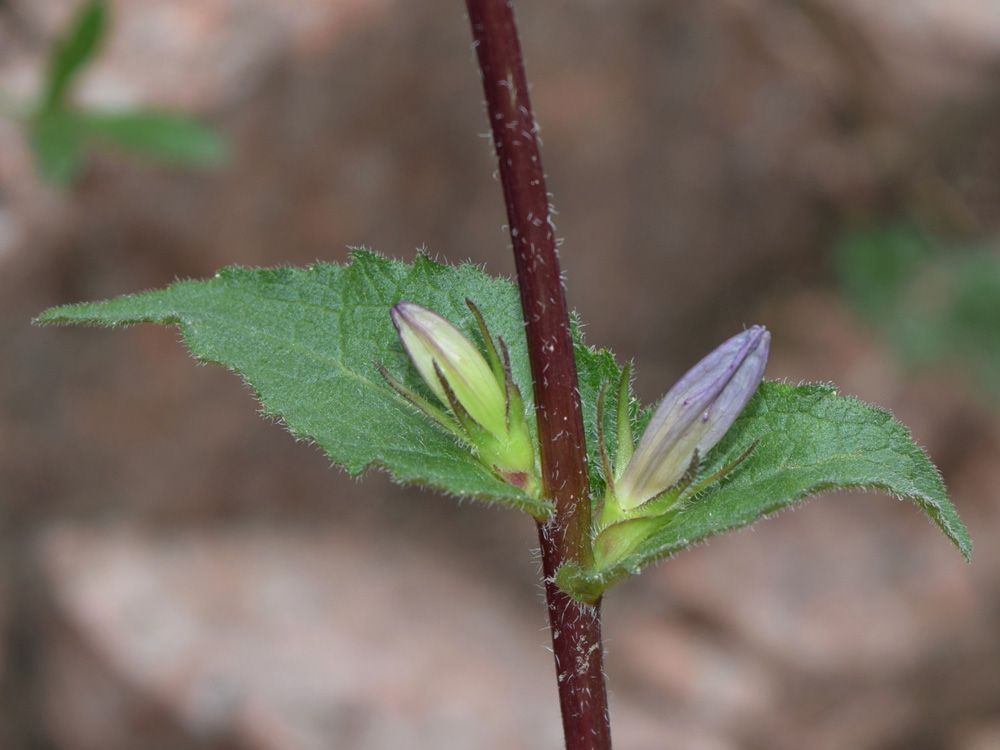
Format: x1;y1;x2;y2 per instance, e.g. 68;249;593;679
21;0;226;186
40;0;106;113
80;111;226;166
836;221;1000;396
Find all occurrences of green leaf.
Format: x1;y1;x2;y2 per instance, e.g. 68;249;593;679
559;382;972;603
30;109;85;186
81;111;227;167
37;252;968;597
43;1;107;113
37;252;618;518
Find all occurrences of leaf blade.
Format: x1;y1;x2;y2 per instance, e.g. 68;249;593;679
37;252;562;516
560;382;971;601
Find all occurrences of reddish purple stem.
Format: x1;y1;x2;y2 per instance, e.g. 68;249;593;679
464;1;612;747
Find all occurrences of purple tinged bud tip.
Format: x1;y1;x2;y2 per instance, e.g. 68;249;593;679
614;326;770;510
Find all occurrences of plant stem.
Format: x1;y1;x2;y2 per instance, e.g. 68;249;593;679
464;2;612;747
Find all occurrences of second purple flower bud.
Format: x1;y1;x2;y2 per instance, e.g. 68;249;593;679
605;326;770;522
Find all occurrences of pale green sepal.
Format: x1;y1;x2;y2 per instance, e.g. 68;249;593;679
615;362;634;478
373;359;462;438
571;331;628;496
467;298;506;383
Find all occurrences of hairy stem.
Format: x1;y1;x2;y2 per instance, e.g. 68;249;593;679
464;1;612;747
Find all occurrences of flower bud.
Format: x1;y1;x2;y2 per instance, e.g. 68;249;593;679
385;301;538;495
614;326;770;511
392;302;508;437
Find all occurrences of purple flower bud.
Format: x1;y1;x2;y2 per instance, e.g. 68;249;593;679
614;326;770;510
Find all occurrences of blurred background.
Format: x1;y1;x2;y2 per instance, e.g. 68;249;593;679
2;0;1000;747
